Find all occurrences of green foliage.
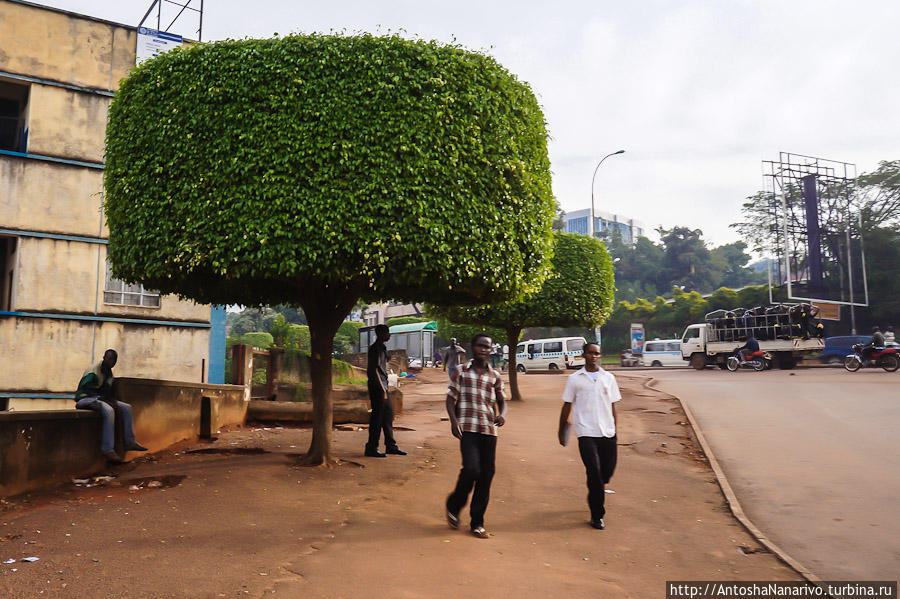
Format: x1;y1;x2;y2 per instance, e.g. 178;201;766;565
332;334;354;356
240;332;274;349
269;314;292;347
859;226;900;328
607;229;762;301
854;160;900;230
289;324;311;350
279;349;366;389
431;315;505;347
251;367;268;385
384;316;430;327
433;232;616;332
227;307;280;336
104;33;555;308
337;321;364;339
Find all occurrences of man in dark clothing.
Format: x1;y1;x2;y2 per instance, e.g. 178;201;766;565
442;338;466;380
736;336;760;361
365;325;406;458
74;349;147;463
863;326;886;360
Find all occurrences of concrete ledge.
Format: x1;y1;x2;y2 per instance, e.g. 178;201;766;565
1;409;105;497
249;388;402;425
0;378;247;498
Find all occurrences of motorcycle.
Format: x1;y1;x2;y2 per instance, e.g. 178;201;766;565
843;344;900;372
726;349;771;372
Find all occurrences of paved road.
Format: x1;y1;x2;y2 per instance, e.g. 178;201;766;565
645;366;899;580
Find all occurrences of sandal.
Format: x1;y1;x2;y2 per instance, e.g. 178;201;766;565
471;526;490;539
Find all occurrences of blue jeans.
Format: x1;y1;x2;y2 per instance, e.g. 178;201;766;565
75;396;137;453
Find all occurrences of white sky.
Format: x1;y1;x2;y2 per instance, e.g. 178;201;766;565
40;0;900;246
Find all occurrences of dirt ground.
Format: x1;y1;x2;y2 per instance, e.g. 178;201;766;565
0;369;800;598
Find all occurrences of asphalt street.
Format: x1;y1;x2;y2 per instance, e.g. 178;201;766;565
645;366;898;580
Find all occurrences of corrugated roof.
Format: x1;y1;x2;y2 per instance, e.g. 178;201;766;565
389;321;437;333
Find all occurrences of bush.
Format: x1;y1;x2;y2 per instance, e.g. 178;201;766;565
241;332;274;349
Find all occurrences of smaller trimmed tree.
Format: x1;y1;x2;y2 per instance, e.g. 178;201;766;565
432;232;615;400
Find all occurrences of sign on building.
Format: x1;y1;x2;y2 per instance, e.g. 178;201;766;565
136;27;183;64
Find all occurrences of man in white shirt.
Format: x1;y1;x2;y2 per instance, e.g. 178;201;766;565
557;342;620;530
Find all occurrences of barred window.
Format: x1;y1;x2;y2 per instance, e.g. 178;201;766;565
104;262;160;307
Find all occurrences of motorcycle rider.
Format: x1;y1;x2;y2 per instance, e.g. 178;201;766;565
735;336;760;363
862;326;885;360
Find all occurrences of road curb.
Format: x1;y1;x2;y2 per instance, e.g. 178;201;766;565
638;376;824;586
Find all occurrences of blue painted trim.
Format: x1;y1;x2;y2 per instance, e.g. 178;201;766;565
1;392;75;399
208;305;227;384
0;149;104;169
0;311;211;328
0;228;107;244
0;69;116;97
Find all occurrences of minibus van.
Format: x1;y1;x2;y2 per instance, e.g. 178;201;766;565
640;338;684;367
515;337;586;372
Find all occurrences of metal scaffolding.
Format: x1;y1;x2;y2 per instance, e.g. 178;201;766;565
138;0;204;42
762;152;868;312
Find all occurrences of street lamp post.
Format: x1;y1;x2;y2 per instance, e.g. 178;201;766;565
590;149;625;239
590;149;624;348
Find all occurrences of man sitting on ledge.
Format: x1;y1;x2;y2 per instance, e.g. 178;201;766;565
74;349;147;463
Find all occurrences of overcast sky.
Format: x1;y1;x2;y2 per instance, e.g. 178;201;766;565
41;0;900;246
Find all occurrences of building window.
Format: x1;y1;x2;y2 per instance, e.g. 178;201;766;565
0;236;17;311
0;80;29;153
566;216;588;236
104;262;160;307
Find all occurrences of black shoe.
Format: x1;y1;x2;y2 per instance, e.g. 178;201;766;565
103;451;123;463
125;443;148;452
446;510;459;529
386;447;407;455
364;449;386;458
590;519;605;530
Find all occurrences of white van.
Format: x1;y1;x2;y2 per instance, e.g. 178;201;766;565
641;338;684;367
515;337;587;372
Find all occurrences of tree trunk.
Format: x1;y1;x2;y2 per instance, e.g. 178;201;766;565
506;326;523;402
299;278;363;466
303;318;337;465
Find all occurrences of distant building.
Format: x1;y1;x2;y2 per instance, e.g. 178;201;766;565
362;302;424;327
1;0;225;410
562;209;646;245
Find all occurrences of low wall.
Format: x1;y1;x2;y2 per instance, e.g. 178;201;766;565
249;387;402;424
0;378;246;497
0;410;105;497
115;378;247;453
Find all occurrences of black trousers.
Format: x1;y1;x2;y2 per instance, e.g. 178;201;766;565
366;383;397;451
578;435;617;521
446;432;497;529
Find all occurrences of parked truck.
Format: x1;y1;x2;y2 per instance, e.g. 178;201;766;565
680;304;825;370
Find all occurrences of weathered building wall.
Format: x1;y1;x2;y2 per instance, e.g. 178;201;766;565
0;317;211;393
14;237;210;321
0;1;137;91
0;157;104;237
26;85;109;162
0;1;225;398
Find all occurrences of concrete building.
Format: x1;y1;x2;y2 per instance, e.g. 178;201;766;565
0;0;225;411
562;208;646;245
361;302;424;327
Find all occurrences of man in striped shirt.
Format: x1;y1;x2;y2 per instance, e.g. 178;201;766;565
445;333;507;539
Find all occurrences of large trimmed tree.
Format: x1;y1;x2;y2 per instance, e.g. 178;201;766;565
103;34;555;464
431;232;615;401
